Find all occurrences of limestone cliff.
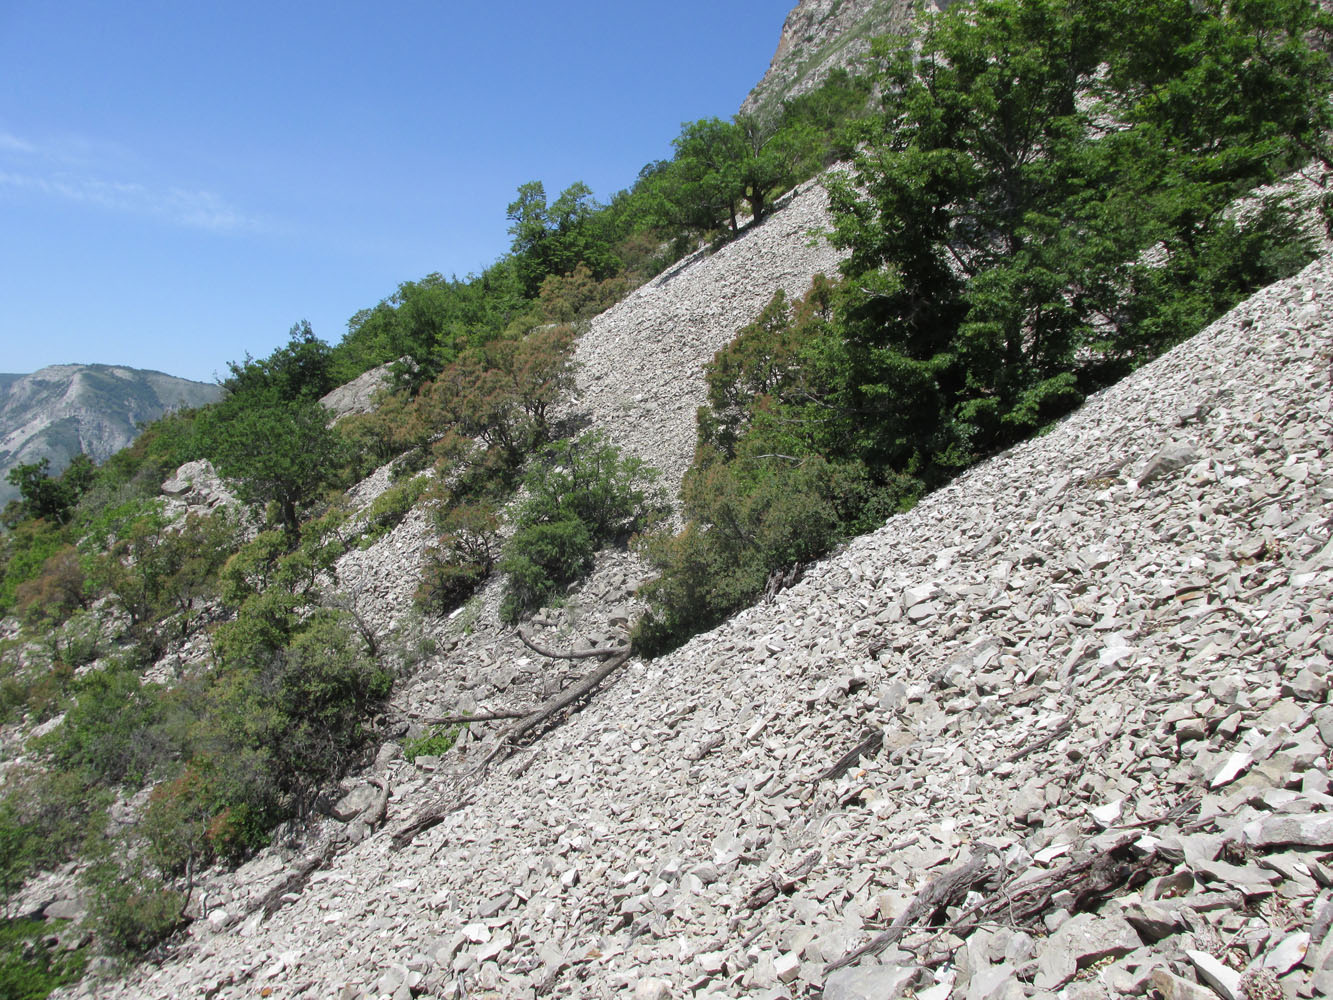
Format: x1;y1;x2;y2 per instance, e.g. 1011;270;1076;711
741;0;933;118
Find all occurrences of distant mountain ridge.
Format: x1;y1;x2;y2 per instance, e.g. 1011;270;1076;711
0;364;222;506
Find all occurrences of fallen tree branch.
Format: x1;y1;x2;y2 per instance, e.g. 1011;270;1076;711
519;627;628;660
476;647;633;772
392;638;633;849
811;729;884;784
252;842;336;919
981;714;1075;773
409;709;532;726
390;784;476;850
826;848;998;973
742;850;821;911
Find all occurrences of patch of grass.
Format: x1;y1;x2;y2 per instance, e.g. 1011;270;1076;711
0;918;88;1000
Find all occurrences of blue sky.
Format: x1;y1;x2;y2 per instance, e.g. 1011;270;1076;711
0;1;793;383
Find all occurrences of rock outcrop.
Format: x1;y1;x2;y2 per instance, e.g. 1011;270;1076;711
741;0;926;119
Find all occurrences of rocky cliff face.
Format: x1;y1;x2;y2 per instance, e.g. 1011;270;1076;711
741;0;931;118
0;364;221;505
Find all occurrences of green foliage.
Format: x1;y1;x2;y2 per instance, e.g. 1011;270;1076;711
0;918;86;999
403;723;464;761
83;854;184;959
825;0;1325;483
0;769;110;896
222;321;336;403
3;455;94;528
0;518;70;615
500;433;667;622
330;264;526;386
86;504;235;653
507;181;620;297
358;476;428;548
88;408;201;505
39;666;167;786
639;0;1328;658
13;545;86;629
635;455;903;656
199;397;348;540
416;500;500;614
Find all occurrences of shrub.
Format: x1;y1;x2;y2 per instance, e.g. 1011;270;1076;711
415;501;501;614
358;475;428;549
39;666;167;787
500;518;594;622
0;918;86;998
14;545;86;629
403;723;465;761
83;856;185;958
499;433;667;622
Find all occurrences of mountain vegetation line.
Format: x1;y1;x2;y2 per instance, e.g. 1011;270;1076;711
0;0;1328;987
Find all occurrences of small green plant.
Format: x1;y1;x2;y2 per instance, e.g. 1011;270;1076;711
358;475;429;549
403;722;466;762
83;854;185;958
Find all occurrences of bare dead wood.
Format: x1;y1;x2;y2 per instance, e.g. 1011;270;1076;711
393;636;632;850
811;729;884;784
981;714;1075;773
686;734;724;762
918;836;1157;947
476;647;633;772
743;850;821;911
409;709;533;726
252;843;336;919
361;776;390;829
826;849;999;973
519;627;628;660
391;783;476;850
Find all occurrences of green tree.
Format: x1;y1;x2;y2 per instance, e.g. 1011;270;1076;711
224;321;336;403
507;181;620;296
3;455;93;528
205;399;348;542
670;118;747;235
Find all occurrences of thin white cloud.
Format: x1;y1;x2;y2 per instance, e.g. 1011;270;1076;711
0;132;36;154
0;129;265;233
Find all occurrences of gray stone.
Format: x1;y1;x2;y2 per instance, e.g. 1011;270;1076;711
1186;950;1242;1000
633;978;672;1000
1150;969;1218;1000
823;964;916;1000
1246;814;1333;848
1035;913;1141;989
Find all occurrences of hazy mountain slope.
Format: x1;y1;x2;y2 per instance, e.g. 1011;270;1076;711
0;364;222;506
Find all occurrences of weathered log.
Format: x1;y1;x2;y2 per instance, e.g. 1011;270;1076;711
409;709;532;726
392;643;633;848
826;848;998;973
743;850;821;911
981;714;1074;772
253;843;335;919
812;729;884;784
390;783;475;850
519;627;628;660
476;647;633;772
